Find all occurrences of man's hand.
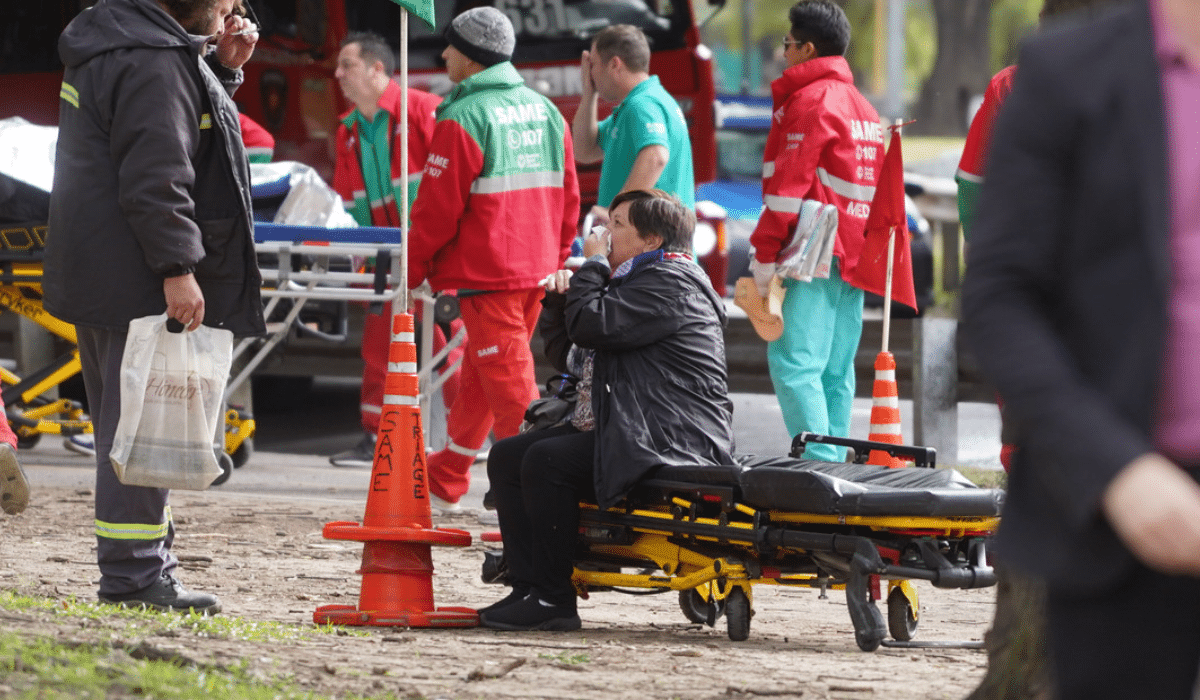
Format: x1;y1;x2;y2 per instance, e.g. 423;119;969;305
589;205;610;228
749;259;777;297
214;13;257;70
164;273;205;331
579;50;595;99
1102;453;1200;576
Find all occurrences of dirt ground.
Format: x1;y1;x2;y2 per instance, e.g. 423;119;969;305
1;485;995;700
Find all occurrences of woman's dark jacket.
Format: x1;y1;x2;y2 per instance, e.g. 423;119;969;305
45;0;265;337
565;253;735;509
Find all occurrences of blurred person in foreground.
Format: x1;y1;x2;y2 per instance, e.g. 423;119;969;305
46;0;265;614
479;189;734;631
963;0;1200;697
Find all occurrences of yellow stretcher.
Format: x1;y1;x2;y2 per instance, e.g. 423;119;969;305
483;432;1001;650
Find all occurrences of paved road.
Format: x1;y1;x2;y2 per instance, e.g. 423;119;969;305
18;378;1002;512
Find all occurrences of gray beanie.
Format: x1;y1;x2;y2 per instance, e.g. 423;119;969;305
446;7;516;67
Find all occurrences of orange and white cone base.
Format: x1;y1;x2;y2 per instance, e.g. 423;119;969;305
866;351;906;469
314;313;478;627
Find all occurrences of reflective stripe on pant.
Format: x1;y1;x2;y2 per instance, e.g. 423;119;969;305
427;288;542;501
767;261;863;462
360;305;465;434
76;326;177;597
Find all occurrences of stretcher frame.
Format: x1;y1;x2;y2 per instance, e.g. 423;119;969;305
484;433;999;650
230;223;463;453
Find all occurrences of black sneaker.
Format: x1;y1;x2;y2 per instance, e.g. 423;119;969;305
480;593;580;632
0;443;29;516
476;585;530;616
329;433;376;468
99;573;222;615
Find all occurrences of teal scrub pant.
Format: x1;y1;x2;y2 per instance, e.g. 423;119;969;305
767;262;863;462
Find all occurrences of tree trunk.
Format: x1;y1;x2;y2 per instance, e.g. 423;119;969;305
910;0;992;136
965;565;1056;700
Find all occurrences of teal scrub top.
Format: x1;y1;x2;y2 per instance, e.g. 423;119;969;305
596;76;695;210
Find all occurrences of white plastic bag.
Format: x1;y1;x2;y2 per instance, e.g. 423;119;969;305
109;315;233;490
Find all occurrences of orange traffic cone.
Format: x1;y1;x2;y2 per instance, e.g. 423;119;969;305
314;313;478;627
865;351;906;469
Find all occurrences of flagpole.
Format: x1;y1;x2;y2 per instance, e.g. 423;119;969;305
882;225;895;354
398;8;409;306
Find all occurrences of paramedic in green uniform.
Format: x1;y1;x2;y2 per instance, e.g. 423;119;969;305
573;24;694;222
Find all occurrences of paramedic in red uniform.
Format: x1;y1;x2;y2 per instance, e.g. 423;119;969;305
748;0;885;463
408;7;580;510
328;31;466;471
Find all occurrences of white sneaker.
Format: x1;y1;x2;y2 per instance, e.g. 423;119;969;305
64;433;96;457
430;493;461;515
0;443;29;515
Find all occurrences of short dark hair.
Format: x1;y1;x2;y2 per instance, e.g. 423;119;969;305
593;25;650;73
788;0;851;58
609;189;695;254
343;31;396;76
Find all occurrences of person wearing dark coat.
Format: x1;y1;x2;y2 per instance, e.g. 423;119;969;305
481;189;735;632
45;0;265;615
963;0;1200;696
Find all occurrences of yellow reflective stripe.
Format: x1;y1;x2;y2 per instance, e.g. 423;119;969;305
200;113;212;130
60;82;79;108
95;506;172;541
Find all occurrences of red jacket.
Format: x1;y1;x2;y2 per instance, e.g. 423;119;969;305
750;56;884;290
408;63;580;292
332;82;440;227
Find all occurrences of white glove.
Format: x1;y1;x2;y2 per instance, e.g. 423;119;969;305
748;259;777;297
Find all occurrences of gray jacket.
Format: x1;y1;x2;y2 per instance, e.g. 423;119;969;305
46;0;265;337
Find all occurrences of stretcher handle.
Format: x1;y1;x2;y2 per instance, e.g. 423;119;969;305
793;432;937;468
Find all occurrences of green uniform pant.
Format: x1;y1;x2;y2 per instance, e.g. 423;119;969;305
767;261;863;462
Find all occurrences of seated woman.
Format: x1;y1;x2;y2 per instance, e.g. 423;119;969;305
481;189;735;631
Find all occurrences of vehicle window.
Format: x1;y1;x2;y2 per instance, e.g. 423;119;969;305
716;130;768;181
0;0;90;74
247;0;325;46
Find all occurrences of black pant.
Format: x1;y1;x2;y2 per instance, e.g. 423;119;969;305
1046;563;1200;699
486;424;595;607
77;325;177;596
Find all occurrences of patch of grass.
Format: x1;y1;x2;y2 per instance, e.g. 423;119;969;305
0;591;391;700
952;465;1007;489
539;651;589;665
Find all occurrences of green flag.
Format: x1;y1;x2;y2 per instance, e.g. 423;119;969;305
385;0;436;31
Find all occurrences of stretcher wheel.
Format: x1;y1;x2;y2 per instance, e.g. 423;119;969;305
679;588;723;626
15;430;40;450
229;438;253;469
211;451;234;486
725;587;751;642
887;587;918;641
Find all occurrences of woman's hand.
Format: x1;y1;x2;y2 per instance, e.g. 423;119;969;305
583;226;611;259
541;269;574;294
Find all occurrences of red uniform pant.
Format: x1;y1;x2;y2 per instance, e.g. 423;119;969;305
427;288;543;501
360;304;464;435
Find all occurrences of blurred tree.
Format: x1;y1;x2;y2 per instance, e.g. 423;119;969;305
909;0;990;135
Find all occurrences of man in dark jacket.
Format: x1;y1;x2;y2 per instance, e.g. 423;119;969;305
481;189;734;632
46;0;265;614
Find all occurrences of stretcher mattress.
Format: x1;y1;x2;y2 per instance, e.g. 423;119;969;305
648;456;1004;518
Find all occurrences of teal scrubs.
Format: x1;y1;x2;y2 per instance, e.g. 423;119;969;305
767;259;864;462
596;76;694;209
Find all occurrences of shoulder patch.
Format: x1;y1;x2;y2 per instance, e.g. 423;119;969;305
60;82;79;109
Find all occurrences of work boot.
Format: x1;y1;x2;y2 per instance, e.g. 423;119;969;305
0;443;29;515
329;432;376;468
480;593;580;632
99;573;222;615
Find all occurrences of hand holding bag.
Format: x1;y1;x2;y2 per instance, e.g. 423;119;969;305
109;314;234;490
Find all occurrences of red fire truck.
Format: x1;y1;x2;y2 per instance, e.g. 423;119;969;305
1;0;728;290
